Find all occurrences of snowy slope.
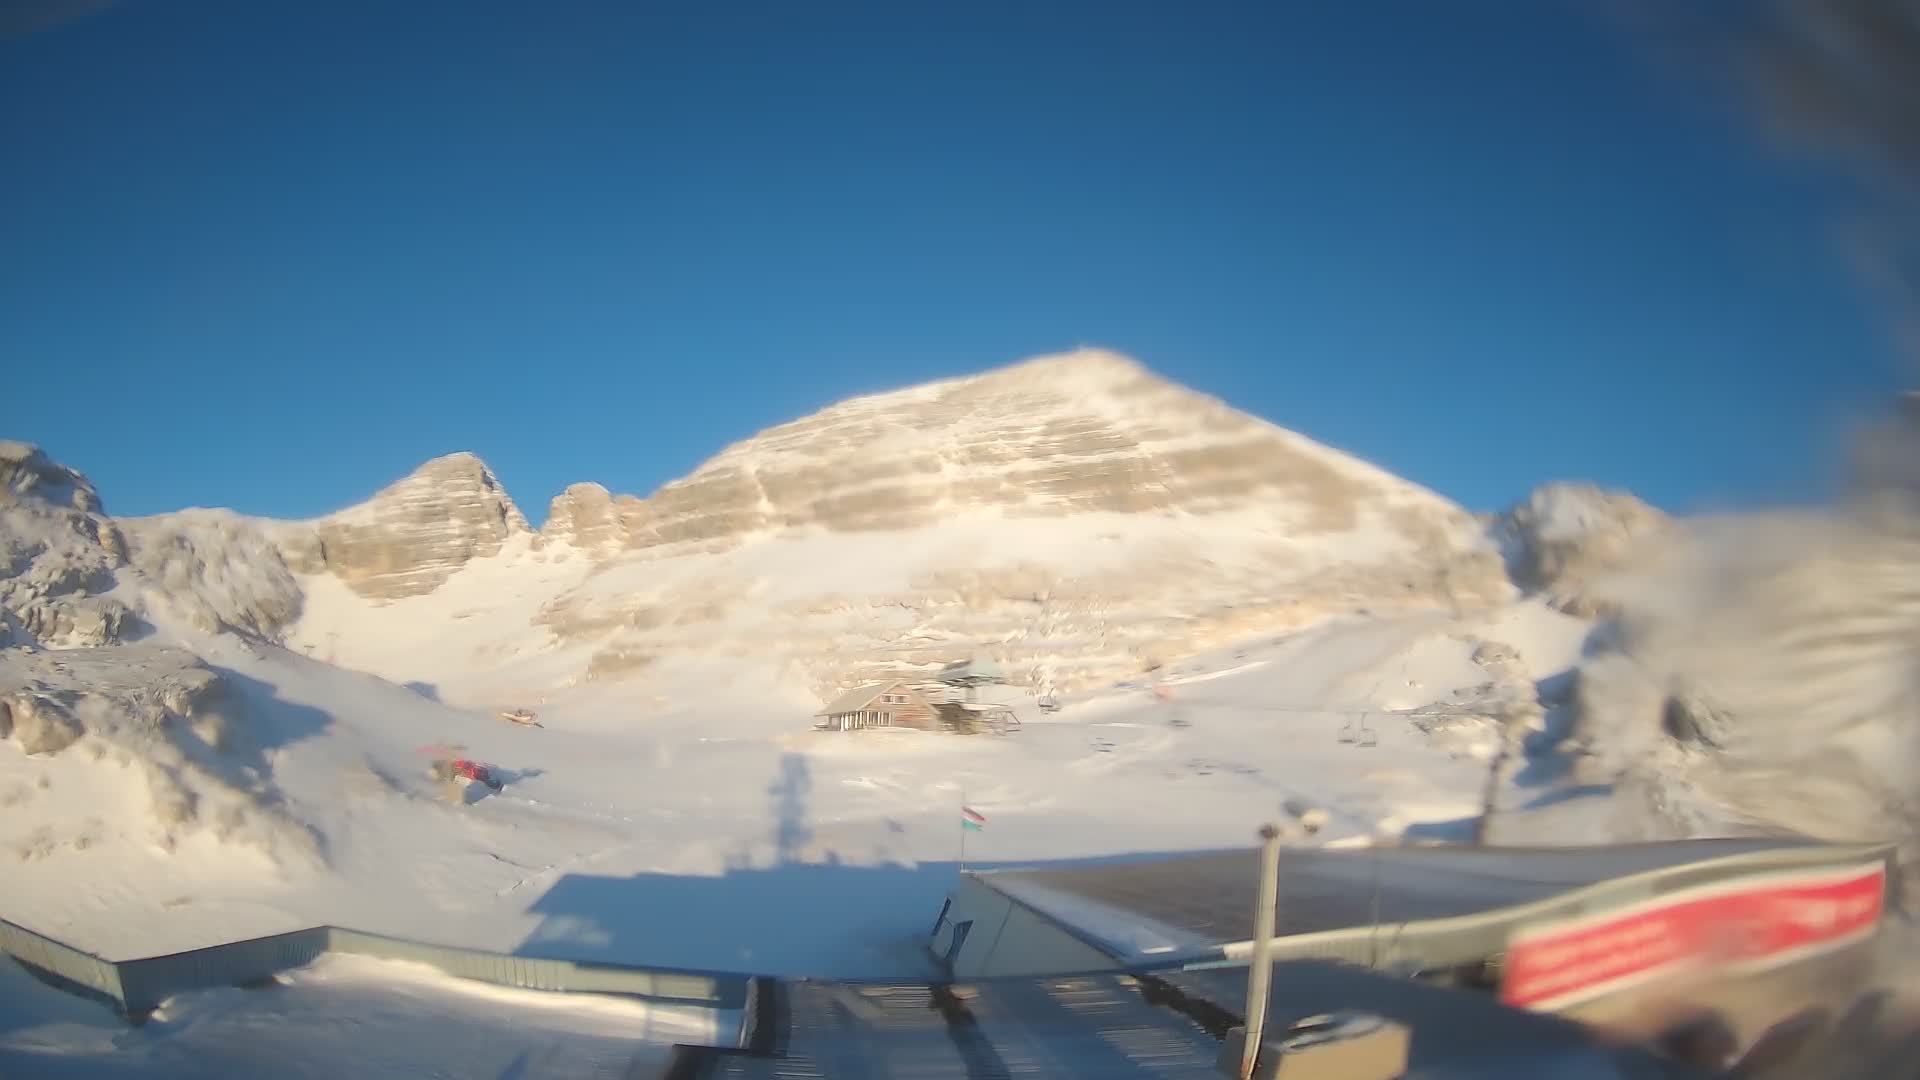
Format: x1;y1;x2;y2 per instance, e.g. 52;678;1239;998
18;351;1911;1021
0;353;1585;986
5;591;1595;977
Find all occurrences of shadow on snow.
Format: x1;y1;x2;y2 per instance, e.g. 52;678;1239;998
512;752;1242;978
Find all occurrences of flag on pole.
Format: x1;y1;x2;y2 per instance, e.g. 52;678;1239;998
962;806;987;832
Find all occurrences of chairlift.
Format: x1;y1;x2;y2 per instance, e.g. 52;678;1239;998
1356;713;1379;748
1337;717;1357;744
1037;693;1060;714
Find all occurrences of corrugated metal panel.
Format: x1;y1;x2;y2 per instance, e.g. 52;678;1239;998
326;927;749;1008
114;928;330;1012
0;916;121;1003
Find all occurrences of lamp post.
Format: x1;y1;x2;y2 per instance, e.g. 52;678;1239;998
1240;822;1284;1080
1239;800;1327;1080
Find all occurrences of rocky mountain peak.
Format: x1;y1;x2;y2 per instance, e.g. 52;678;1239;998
0;441;103;513
304;452;531;601
555;348;1459;554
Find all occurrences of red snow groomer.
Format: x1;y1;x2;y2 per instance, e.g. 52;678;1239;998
420;744;506;793
445;757;503;790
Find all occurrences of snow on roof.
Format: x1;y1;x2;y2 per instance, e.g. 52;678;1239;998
815;681;917;716
938;659;1005;684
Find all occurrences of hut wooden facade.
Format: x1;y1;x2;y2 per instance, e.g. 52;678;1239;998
815;681;939;732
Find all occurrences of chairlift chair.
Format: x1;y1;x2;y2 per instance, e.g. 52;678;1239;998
1357;713;1379;748
1337;717;1357;744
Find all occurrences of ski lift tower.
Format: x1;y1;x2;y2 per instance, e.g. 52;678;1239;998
937;658;1005;704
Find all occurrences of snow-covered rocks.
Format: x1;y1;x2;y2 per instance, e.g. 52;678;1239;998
0;440;102;513
0;445;132;649
0;646;225;754
0;692;81;755
1549;507;1920;878
303;452;532;601
1496;482;1667;615
123;508;303;637
0;643;320;866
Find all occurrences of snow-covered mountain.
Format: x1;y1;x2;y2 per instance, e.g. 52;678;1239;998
3;349;1913;979
257;349;1515;703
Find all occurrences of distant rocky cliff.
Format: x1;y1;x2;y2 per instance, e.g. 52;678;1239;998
290;452;530;601
536;350;1453;553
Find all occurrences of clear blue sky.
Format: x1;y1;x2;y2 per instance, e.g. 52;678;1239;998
1;1;1905;520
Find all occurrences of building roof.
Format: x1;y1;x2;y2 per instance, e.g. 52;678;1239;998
969;837;1857;967
815;681;917;716
937;659;1005;685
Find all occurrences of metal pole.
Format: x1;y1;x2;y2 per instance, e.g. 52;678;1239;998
1241;822;1282;1080
959;789;967;872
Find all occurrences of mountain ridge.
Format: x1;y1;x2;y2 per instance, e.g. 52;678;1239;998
6;349;1642;701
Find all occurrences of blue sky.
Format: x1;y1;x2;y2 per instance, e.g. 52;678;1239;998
1;1;1905;520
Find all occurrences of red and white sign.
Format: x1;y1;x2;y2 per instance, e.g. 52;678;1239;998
1501;861;1887;1012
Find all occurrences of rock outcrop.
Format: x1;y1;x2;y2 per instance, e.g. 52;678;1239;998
0;644;319;865
541;482;627;554
0;440;102;513
0;443;130;648
122;509;303;638
1496;483;1667;615
301;453;531;600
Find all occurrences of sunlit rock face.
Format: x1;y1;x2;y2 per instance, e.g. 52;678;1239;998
521;349;1511;695
305;453;531;601
540;482;625;555
0;443;131;648
595;349;1437;549
0;441;103;514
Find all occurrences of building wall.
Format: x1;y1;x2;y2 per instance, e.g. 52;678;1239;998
887;687;937;730
823;682;938;731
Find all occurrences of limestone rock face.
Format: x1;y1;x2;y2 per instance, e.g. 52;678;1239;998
1496;483;1668;615
541;482;628;554
560;350;1474;553
270;525;329;576
310;453;531;600
516;351;1513;696
13;595;129;648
